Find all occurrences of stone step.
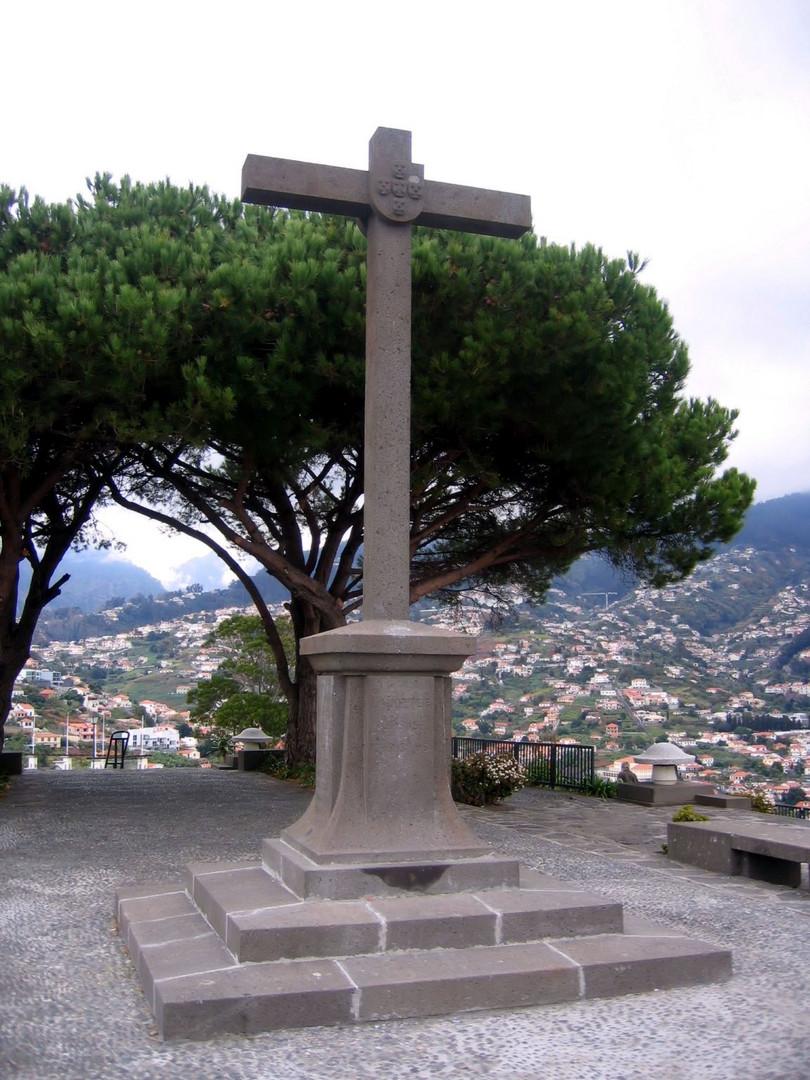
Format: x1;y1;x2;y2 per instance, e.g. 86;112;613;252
262;837;522;899
185;860;301;943
128;918;730;1040
120;864;624;966
116;866;730;1041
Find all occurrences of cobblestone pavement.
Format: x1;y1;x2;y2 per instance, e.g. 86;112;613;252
2;770;809;1080
462;785;810;910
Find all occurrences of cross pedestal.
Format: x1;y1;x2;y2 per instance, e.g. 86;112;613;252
287;622;484;865
270;619;519;900
115;130;732;1039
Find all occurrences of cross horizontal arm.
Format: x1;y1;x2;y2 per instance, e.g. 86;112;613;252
420;181;531;239
242;155;369;218
242;154;532;239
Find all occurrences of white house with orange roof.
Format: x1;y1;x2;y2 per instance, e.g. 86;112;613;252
129;725;181;753
107;694;133;710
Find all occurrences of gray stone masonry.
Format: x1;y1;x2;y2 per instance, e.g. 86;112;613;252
694;792;754;809
115;787;730;1043
117;854;730;1041
287;621;489;867
616;780;711;806
667;814;810;886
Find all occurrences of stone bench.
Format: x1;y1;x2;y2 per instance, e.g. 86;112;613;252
667;816;810;887
693;793;753;810
0;752;23;776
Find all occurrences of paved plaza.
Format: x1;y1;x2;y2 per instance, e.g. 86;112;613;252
2;769;809;1080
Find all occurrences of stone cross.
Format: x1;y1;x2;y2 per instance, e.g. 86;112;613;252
242;128;532;621
119;140;728;1036
242;130;531;869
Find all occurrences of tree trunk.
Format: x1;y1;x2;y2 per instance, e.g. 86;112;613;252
283;595;346;767
285;655;318;768
0;648;23;755
0;473;103;753
0;529;28;755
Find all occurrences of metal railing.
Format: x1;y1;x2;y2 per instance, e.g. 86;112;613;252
451;737;595;791
773;804;809;820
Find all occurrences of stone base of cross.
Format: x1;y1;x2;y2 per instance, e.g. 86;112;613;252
281;619;509;890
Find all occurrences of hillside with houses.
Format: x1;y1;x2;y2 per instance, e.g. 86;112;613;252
6;494;809;807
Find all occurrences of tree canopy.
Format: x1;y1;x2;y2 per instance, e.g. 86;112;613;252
0;177;755;762
104;191;754;763
0;176;242;749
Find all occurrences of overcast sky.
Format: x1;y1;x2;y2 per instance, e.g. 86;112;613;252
5;0;808;586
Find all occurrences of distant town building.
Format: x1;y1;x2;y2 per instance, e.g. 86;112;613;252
129;726;181;753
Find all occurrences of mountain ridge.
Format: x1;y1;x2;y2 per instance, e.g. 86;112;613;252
29;492;810;647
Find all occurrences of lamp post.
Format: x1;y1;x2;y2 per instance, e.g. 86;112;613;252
65;709;70;767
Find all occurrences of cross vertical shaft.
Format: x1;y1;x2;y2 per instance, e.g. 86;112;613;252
362;126;420;620
363;211;412;620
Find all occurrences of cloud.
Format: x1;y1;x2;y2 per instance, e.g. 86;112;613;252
6;0;808;561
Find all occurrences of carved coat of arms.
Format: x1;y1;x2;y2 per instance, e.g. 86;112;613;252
371;160;424;222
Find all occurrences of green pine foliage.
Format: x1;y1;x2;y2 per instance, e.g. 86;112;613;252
0;178;756;762
0;177;250;751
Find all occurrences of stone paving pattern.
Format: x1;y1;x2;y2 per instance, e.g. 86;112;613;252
2;770;809;1079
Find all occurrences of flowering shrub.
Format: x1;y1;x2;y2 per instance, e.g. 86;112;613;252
451;751;527;806
746;790;775;814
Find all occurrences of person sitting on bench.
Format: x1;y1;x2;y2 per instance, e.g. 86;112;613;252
618;762;640;784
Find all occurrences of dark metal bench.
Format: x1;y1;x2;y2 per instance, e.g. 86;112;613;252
667;816;810;887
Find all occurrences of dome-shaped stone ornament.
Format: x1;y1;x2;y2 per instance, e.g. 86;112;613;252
634;742;695;785
231;727;272;747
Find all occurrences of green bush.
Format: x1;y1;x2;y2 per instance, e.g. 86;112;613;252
260;757;316;789
451;752;527;806
671;804;710;822
147;751;200;768
581;777;619;799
